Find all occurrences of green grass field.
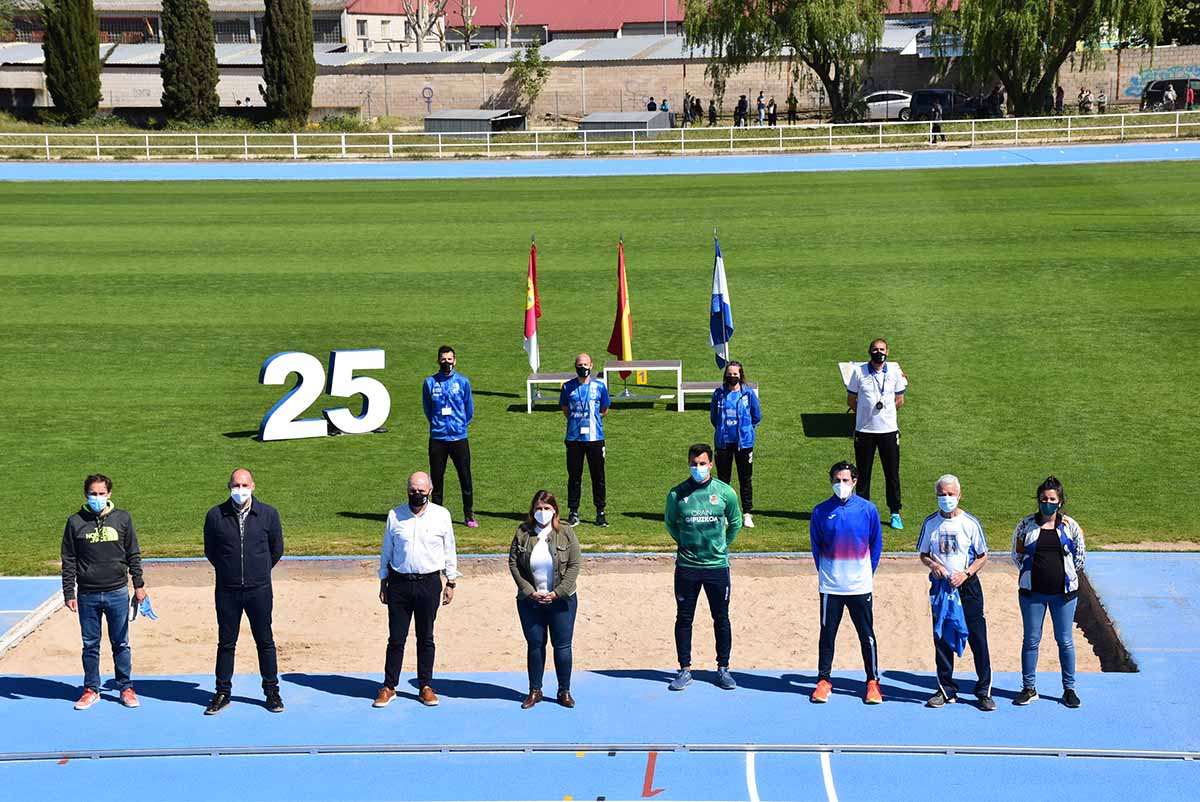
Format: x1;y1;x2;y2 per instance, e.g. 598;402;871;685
2;162;1198;576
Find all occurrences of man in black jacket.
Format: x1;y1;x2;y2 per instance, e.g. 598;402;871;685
61;473;147;710
203;468;284;715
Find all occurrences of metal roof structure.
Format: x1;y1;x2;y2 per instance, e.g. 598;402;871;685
0;24;924;69
90;0;346;11
424;108;517;120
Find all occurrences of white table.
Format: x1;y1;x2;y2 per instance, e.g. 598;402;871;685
680;380;761;401
525;372;575;414
602;359;684;411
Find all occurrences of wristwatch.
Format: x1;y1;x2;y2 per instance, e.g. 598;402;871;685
445;581;457;588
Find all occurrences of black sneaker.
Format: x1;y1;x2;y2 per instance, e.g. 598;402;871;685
567;510;580;526
204;692;231;716
1013;687;1038;706
925;689;956;708
265;691;284;713
1062;689;1081;708
978;695;997;712
595;510;608;527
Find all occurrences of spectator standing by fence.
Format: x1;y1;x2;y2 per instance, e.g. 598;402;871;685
767;97;778;126
1055;85;1065;115
709;99;718;126
756;92;766;126
787;90;798;124
1187;85;1195;111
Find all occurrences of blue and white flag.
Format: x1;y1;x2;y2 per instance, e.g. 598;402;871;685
708;236;734;368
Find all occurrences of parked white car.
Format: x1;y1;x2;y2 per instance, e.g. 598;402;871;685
860;90;912;121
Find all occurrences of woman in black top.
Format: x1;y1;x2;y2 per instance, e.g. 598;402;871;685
1009;476;1087;708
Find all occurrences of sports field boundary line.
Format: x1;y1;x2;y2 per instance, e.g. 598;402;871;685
2;742;1196;764
0;593;62;659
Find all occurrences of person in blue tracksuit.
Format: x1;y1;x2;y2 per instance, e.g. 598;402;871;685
559;353;611;528
423;345;476;527
710;360;761;529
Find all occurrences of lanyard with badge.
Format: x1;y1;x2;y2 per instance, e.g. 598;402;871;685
871;367;886;411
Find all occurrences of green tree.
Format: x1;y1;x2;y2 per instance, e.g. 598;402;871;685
1;0;18;38
41;0;101;123
930;0;1164;116
159;0;220;122
682;0;887;123
260;0;316;125
509;40;550;111
1161;0;1200;44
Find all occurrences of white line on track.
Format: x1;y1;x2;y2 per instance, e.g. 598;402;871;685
745;751;760;802
820;752;840;802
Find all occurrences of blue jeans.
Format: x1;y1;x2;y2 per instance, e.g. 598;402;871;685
1019;592;1077;691
78;588;132;692
517;594;577;692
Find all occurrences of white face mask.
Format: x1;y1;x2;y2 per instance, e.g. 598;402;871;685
230;487;252;506
937;495;959;513
832;481;854;501
534;509;554;527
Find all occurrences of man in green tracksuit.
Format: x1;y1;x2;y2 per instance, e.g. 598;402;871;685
664;442;743;691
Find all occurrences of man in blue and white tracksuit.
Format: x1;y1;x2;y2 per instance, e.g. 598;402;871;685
710;360;761;529
559;352;611;527
917;474;994;711
423;345;476;527
809;461;884;704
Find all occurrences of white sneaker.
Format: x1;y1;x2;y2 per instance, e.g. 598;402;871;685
743;513;755;528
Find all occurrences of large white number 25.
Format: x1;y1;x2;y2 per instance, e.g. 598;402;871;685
258;350;391;441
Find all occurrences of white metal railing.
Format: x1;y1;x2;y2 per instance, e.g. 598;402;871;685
0;110;1197;162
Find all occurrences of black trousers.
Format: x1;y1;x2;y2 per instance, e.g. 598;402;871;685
214;584;278;694
428;438;473;519
565;440;606;512
818;592;879;682
674;566;732;668
854;430;902;514
933;575;992;697
715;445;753;512
383;571;441;689
931;122;945;142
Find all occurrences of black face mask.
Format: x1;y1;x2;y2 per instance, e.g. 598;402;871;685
724;374;739;387
870;350;886;364
408;491;429;508
439;361;453;374
575;365;590;378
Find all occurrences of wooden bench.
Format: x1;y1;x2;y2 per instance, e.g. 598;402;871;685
602;359;683;411
525;372;575;414
680;380;761;402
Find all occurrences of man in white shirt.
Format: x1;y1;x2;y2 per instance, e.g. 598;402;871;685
373;471;459;709
847;338;908;530
917;474;993;711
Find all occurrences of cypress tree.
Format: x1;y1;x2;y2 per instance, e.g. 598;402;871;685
42;0;101;123
160;0;220;122
260;0;315;126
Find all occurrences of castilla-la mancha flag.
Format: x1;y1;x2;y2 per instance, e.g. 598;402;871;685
606;237;634;378
523;237;541;372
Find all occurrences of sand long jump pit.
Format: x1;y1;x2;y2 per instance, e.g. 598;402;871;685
1;556;1124;679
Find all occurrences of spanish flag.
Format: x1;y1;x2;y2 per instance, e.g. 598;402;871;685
523;236;541;372
606;237;633;377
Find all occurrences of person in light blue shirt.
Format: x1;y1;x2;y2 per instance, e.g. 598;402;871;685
558;352;611;528
422;345;476;527
710;360;761;529
917;474;993;711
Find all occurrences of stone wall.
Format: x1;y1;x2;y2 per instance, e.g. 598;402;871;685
5;43;1199;118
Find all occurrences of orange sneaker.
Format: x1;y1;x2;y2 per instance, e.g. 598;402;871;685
74;689;100;710
865;680;883;704
810;680;833;703
120;688;140;708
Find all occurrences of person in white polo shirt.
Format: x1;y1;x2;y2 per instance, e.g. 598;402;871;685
917;474;994;711
846;338;907;530
373;471;459;709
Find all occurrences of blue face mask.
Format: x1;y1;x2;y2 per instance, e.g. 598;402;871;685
690;465;710;483
1039;501;1060;518
86;495;108;513
937;495;959;513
